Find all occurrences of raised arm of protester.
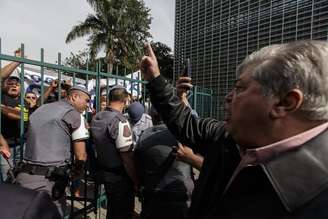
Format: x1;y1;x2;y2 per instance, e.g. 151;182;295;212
0;49;22;81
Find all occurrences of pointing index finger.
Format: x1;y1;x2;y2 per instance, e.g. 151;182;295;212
145;42;155;58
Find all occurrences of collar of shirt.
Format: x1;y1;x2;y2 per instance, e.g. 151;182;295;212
223;121;328;196
240;121;328;166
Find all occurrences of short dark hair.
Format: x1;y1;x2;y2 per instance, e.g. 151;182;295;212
108;88;129;102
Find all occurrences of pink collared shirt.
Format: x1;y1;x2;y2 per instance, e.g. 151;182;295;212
223;122;328;195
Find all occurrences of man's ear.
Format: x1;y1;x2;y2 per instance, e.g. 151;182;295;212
270;89;304;118
71;93;79;101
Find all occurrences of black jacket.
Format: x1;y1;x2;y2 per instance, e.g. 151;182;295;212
147;75;328;219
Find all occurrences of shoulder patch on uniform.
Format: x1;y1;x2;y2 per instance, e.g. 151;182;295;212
123;124;132;137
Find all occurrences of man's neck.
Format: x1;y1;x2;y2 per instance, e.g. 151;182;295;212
109;102;123;113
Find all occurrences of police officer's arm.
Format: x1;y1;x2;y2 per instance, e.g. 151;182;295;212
73;141;87;161
116;120;139;188
71;114;88;161
67;112;88;179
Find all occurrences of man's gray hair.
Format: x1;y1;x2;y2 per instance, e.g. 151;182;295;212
237;40;328;120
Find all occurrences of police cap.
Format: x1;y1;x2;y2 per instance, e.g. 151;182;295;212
68;85;91;98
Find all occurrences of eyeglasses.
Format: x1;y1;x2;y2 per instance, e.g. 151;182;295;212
26;96;36;100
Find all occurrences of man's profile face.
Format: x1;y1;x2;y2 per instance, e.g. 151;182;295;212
72;92;90;113
224;65;275;148
5;79;21;98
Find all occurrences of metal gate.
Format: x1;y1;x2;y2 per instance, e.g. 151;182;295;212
0;39;215;218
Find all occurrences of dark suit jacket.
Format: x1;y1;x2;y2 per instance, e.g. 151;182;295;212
147;75;328;219
0;184;60;219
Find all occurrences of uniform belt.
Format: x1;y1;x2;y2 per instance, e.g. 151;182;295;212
19;163;68;176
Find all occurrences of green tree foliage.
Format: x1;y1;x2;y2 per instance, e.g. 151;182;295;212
151;41;174;81
66;0;152;74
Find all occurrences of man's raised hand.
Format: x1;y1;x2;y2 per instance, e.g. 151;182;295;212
140;43;160;81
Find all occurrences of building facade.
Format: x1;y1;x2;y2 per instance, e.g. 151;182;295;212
174;0;328;120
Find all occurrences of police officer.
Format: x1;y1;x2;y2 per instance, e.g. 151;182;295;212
135;106;194;219
126;101;153;145
16;86;90;217
91;85;139;219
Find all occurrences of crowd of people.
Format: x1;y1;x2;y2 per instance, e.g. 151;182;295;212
0;50;202;219
1;39;328;219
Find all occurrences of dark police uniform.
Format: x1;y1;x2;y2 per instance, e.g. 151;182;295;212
91;107;134;219
16;99;88;217
135;123;194;219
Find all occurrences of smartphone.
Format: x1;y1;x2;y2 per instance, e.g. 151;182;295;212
181;58;191;77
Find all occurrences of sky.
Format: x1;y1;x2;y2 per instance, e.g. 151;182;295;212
0;0;175;64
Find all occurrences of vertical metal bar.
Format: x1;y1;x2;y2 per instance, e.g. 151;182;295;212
210;89;213;117
40;48;45;105
130;70;133;95
58;53;61;100
138;72;141;100
73;72;76;86
85;61;90;123
310;0;314;39
19;43;25;161
115;65;118;85
193;86;197;111
106;75;109;105
96;61;100;112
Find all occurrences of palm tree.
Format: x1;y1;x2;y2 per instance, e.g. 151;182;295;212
66;0;152;73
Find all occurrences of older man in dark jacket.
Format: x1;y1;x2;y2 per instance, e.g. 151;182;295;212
140;41;328;219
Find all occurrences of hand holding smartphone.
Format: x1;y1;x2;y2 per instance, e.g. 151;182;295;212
181;58;191;78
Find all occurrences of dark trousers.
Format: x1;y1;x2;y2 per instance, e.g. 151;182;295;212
140;191;189;219
103;177;134;219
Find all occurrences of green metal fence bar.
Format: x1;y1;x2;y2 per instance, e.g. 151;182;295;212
95;61;100;112
210;89;213;117
0;54;97;77
115;65;118;85
130;70;133;95
0;54;147;85
19;44;25;160
57;53;62;101
106;74;109;106
138;72;141;99
73;71;76;86
40;48;45;105
193;86;197;111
